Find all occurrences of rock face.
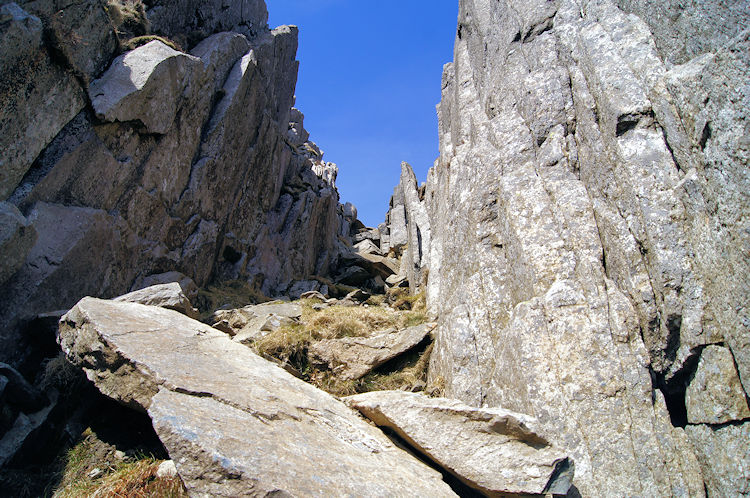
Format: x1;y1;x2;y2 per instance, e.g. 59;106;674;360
58;297;456;497
381;162;431;293
345;391;574;496
0;1;344;366
390;0;750;495
0;202;36;287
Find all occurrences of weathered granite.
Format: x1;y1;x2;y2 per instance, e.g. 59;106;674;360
417;0;748;495
1;14;343;365
89;41;205;134
146;0;268;45
383;162;430;292
58;297;456;497
685;345;750;425
685;422;750;498
0;2;85;200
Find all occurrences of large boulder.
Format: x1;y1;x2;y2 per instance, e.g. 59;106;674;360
309;323;434;380
114;283;199;319
58;298;456;496
88;41;205;134
345;391;574;496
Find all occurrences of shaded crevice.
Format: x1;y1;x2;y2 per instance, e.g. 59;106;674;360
377;426;485;498
699;122;712;150
615;110;655;137
522;16;555;44
652;345;707;427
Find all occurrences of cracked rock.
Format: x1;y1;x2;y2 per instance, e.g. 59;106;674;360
309;323;435;380
58;297;455;496
345;390;574;497
685;345;750;425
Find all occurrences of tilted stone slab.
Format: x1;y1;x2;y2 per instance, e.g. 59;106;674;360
345;391;574;497
309;323;435;380
114;283;198;319
58;298;455;497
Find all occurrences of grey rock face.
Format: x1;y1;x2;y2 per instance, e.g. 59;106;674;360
0;202;36;286
309;323;435;380
0;2;85;200
58;297;456;497
685;345;750;425
383;162;431;293
147;0;268;45
1;11;343;364
21;0;119;82
345;391;574;496
685;422;750;497
416;0;749;495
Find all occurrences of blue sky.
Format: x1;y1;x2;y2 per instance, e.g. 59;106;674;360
267;2;458;227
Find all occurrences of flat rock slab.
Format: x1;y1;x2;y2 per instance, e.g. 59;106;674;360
309;323;435;380
59;298;455;497
345;391;574;497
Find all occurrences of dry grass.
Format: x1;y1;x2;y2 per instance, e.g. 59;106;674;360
387;288;427;312
123;35;183;52
252;298;431;396
38;353;86;392
254;300;425;361
106;0;150;39
53;429;186;498
311;343;435;397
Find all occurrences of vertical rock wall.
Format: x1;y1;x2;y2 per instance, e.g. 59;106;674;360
418;0;749;495
0;1;343;365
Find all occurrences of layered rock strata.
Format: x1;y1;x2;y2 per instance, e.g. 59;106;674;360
0;1;343;365
386;0;750;495
58;297;457;496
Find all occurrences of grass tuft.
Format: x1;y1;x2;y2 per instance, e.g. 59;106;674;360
123;35;183;52
252;298;431;396
106;0;150;40
53;429;186;498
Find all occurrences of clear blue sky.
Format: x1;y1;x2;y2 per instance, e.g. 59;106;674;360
267;2;458;227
